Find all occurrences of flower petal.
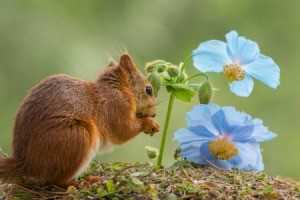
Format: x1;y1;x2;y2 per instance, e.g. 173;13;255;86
226;30;260;65
230;126;254;142
246;118;277;142
211;107;254;141
244;54;280;89
189;141;263;171
179;141;209;164
174;128;215;143
188;125;218;139
211;109;232;134
229;74;254;97
192;40;231;72
186;103;220;135
221;107;253;127
229;142;264;171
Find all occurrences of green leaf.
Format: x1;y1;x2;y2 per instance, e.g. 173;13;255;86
187;83;201;91
133;161;140;165
174;90;192;102
184;181;191;187
152;164;160;170
166;193;178;200
264;185;274;193
82;189;93;196
131;176;144;187
167;84;195;102
113;163;125;171
97;188;108;197
170;83;195;92
106;180;116;194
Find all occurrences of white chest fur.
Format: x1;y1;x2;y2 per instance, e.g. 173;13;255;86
74;139;115;178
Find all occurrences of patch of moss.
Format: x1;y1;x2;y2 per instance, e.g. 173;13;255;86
0;160;299;199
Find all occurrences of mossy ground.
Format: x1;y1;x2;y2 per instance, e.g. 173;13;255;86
0;160;299;200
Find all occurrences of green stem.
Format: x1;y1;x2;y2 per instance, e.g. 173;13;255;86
183;72;210;83
179;54;192;75
157;92;175;167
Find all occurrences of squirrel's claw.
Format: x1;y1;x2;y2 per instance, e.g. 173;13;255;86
141;118;160;136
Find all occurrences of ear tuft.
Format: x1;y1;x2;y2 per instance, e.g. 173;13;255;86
108;60;118;68
119;54;138;72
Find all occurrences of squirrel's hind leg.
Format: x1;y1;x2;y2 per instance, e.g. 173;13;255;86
25;117;100;186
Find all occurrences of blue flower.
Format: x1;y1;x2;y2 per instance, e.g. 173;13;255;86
174;103;276;171
192;31;280;97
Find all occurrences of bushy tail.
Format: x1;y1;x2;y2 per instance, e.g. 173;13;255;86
0;157;20;182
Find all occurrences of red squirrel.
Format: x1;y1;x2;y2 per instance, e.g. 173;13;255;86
0;54;160;186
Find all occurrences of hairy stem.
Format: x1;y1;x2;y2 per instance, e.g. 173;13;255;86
179;54;192;75
157;92;175;167
183;72;210;83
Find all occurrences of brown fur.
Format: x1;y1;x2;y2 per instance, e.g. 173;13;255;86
0;54;159;186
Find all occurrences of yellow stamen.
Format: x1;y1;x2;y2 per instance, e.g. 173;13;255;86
209;138;238;160
223;63;245;83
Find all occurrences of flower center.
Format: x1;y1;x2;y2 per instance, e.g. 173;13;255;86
223;63;245;83
209;137;238;160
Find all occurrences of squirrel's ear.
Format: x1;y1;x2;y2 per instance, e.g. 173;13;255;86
119;54;138;73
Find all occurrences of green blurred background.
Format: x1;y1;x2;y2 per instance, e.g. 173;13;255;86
0;0;298;178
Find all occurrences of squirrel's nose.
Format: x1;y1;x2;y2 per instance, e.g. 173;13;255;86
152;114;156;118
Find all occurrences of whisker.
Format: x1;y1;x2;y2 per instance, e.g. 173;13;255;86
155;95;168;106
155;100;163;106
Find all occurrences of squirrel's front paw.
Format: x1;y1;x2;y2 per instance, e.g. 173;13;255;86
141;118;160;136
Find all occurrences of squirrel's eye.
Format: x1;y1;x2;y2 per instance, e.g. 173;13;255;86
145;86;152;96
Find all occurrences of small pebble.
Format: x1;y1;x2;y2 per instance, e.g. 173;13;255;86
66;186;76;194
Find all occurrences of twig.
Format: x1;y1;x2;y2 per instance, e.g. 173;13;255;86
181;169;194;183
14;183;68;197
279;191;287;200
179;194;195;199
202;157;229;174
98;164;103;177
112;163;149;181
13;184;46;198
41;184;63;190
33;196;59;200
37;190;68;195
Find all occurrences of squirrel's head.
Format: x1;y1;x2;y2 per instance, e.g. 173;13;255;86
118;54;157;118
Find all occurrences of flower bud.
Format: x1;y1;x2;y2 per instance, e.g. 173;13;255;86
167;66;179;77
147;72;161;97
145;146;159;159
146;65;156;73
145;60;166;73
156;64;167;73
198;81;213;104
